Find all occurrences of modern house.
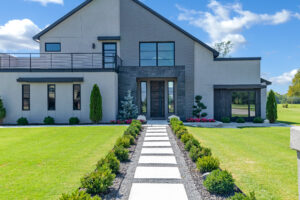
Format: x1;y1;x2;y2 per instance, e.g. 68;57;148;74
0;0;271;124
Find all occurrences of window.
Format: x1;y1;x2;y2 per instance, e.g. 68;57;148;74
45;43;61;52
140;82;147;113
48;84;55;110
168;81;175;113
231;91;256;118
140;42;175;66
22;85;30;111
73;84;81;110
103;43;117;68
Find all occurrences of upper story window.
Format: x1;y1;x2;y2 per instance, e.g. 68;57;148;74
103;43;117;68
140;42;175;67
45;43;61;52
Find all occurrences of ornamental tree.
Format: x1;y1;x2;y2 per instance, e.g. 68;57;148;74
90;84;102;123
266;90;277;123
193;95;207;118
119;90;138;120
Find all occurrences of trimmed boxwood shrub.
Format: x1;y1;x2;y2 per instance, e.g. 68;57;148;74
181;133;193;144
236;118;245;123
200;147;212;158
116;136;131;148
124;134;135;145
69;117;80;125
97;152;120;174
185;138;200;152
204;169;235;195
113;145;129;162
221;117;231;123
17;117;28;125
131;120;142;130
175;127;188;139
59;190;101;200
81;164;115;195
125;126;139;138
253;117;263;124
189;145;202;162
44;116;55;125
196;156;219;173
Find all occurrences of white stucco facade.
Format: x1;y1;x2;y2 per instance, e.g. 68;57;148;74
0;72;118;124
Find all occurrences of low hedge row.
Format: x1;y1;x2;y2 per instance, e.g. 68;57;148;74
59;120;142;200
17;117;81;125
170;118;256;199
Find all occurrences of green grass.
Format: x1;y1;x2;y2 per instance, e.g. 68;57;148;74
0;126;126;200
278;104;300;125
188;127;297;200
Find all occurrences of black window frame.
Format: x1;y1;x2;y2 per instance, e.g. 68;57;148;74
140;81;147;114
22;84;30;111
231;90;257;119
45;43;61;52
47;84;56;111
139;41;175;67
73;84;81;111
102;42;117;68
168;81;175;114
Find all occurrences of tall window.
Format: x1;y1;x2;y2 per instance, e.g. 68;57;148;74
73;84;81;110
232;91;256;118
140;42;175;67
140;82;147;113
168;81;175;113
48;84;55;111
103;43;117;68
22;85;30;111
45;43;61;52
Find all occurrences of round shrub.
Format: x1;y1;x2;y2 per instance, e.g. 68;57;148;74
125;126;139;138
124;134;135;145
59;190;101;200
196;156;220;173
175;127;188;139
181;133;193;144
17;117;28;125
113;145;129;162
116;136;131;148
200;147;212;158
44;116;55;125
131;120;142;130
81;164;115;195
253;117;263;124
189;145;202;162
221;117;231;123
69;117;80;125
184;138;200;152
204;169;235;195
97;152;120;174
236;118;245;123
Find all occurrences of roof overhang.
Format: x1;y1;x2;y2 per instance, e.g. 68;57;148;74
97;36;121;41
17;77;84;83
214;57;262;61
261;78;272;85
214;84;266;89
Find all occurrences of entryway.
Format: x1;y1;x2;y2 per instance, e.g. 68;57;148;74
150;81;165;118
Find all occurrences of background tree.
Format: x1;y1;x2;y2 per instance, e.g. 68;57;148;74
288;69;300;97
0;97;6;124
90;84;102;123
266;90;277;123
193;95;208;118
213;41;233;57
119;90;138;120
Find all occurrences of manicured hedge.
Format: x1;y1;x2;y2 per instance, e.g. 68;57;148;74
59;120;142;199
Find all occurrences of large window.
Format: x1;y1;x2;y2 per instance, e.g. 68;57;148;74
22;85;30;111
168;81;175;113
48;84;56;111
45;43;61;52
140;42;175;67
103;43;117;68
73;84;81;110
232;91;256;118
140;82;147;113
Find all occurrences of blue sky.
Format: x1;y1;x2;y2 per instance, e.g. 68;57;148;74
0;0;299;94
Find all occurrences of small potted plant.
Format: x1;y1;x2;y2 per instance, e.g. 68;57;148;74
0;97;6;125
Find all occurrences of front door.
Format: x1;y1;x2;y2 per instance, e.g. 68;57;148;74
151;81;165;118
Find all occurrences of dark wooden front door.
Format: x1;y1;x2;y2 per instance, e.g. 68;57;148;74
151;81;165;118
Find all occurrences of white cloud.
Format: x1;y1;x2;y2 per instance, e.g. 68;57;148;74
294;13;300;20
25;0;63;6
0;19;41;51
270;69;298;84
176;0;297;51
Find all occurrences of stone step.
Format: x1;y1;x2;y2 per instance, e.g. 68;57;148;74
138;155;177;164
141;148;174;154
134;166;181;179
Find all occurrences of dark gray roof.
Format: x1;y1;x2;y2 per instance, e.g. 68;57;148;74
97;36;121;41
32;0;219;57
261;78;272;85
214;84;266;89
17;77;84;83
214;57;262;61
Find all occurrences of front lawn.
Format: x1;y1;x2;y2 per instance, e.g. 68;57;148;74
278;104;300;125
0;126;126;200
188;127;297;200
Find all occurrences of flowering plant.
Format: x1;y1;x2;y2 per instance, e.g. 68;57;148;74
186;118;216;123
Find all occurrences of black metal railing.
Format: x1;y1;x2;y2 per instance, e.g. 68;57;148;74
0;53;122;71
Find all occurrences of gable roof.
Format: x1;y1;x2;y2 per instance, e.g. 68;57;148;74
33;0;219;57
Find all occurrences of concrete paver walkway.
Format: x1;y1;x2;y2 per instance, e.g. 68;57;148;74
117;124;201;200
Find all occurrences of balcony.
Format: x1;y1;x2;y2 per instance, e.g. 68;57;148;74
0;53;122;72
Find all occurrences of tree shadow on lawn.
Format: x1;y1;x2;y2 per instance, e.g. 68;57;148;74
278;120;300;126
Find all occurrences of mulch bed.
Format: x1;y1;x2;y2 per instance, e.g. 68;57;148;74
174;132;241;200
